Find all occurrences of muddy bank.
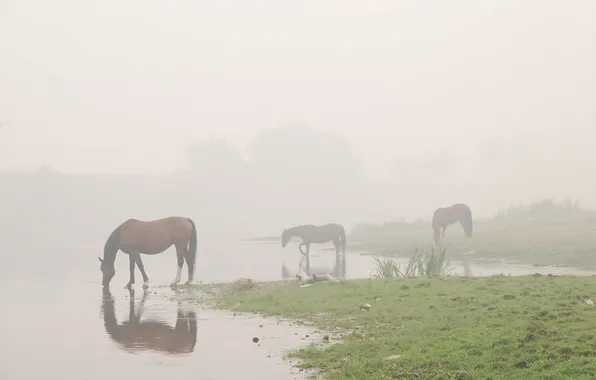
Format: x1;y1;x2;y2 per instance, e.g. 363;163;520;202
148;286;338;378
0;280;335;380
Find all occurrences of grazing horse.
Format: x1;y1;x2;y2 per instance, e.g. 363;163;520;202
98;216;198;289
101;288;197;355
432;203;473;245
281;223;347;278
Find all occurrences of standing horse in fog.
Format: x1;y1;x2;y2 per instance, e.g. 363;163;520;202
281;223;347;278
101;288;197;355
432;203;473;245
98;216;198;289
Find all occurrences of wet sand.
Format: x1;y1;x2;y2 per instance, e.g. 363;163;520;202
0;240;592;380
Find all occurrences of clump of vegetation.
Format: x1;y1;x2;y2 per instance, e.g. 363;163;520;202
489;198;590;223
215;275;596;380
371;247;450;278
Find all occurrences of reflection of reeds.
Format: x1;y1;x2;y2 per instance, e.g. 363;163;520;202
371;247;451;279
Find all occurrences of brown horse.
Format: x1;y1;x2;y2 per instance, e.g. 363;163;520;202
101;288;197;355
98;216;198;289
281;223;347;278
432;203;473;245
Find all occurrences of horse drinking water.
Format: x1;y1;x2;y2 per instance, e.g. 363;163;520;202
431;203;473;245
98;216;198;289
281;223;347;278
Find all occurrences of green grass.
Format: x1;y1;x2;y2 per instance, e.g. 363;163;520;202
349;199;596;269
215;275;596;379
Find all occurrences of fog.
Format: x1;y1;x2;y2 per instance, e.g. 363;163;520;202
1;0;595;248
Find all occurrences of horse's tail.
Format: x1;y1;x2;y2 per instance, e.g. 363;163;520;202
186;218;198;278
463;204;473;237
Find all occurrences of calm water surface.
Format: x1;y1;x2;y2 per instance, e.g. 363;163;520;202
0;240;592;379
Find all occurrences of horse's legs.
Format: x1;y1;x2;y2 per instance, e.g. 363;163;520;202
127;288;136;322
175;308;190;335
433;226;441;246
171;244;186;288
298;242;306;256
135;287;149;320
304;243;311;276
125;254;136;289
133;253;150;289
297;242;307;274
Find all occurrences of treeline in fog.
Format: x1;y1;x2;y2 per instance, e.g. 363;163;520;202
1;124;595;255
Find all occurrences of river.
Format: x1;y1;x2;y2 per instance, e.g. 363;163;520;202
0;239;592;379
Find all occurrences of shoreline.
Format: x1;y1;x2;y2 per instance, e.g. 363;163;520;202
208;275;596;379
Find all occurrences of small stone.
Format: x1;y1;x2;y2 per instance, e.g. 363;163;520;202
323;335;330;341
252;337;259;343
232;277;255;291
384;354;403;360
584;299;594;306
360;303;372;311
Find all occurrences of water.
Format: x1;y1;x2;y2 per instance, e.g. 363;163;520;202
0;240;592;380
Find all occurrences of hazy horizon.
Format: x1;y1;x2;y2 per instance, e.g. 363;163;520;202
1;0;596;237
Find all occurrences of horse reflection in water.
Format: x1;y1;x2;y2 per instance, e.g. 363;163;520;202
101;288;197;355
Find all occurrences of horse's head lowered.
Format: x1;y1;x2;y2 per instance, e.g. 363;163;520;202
98;257;115;287
281;229;291;248
462;218;473;237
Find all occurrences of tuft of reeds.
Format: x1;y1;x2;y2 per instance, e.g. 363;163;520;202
371;247;451;278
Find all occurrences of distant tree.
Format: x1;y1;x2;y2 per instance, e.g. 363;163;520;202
248;123;366;187
184;137;249;181
247;123;368;223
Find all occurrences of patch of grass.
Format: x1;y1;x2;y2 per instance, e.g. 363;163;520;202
349;199;596;269
371;247;450;278
215;275;596;379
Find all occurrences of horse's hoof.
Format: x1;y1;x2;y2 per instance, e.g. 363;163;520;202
142;284;149;290
170;283;178;289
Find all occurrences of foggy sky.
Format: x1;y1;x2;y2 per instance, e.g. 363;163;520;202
2;0;594;178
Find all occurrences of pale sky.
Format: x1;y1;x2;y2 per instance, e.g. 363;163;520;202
1;0;594;177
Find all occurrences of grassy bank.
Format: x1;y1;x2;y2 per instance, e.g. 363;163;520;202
350;200;596;269
216;275;596;379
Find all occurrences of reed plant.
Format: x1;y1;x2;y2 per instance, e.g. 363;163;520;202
371;246;451;278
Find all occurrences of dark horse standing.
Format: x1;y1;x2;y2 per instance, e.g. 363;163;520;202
101;288;197;355
99;216;198;289
432;203;473;245
281;223;347;278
